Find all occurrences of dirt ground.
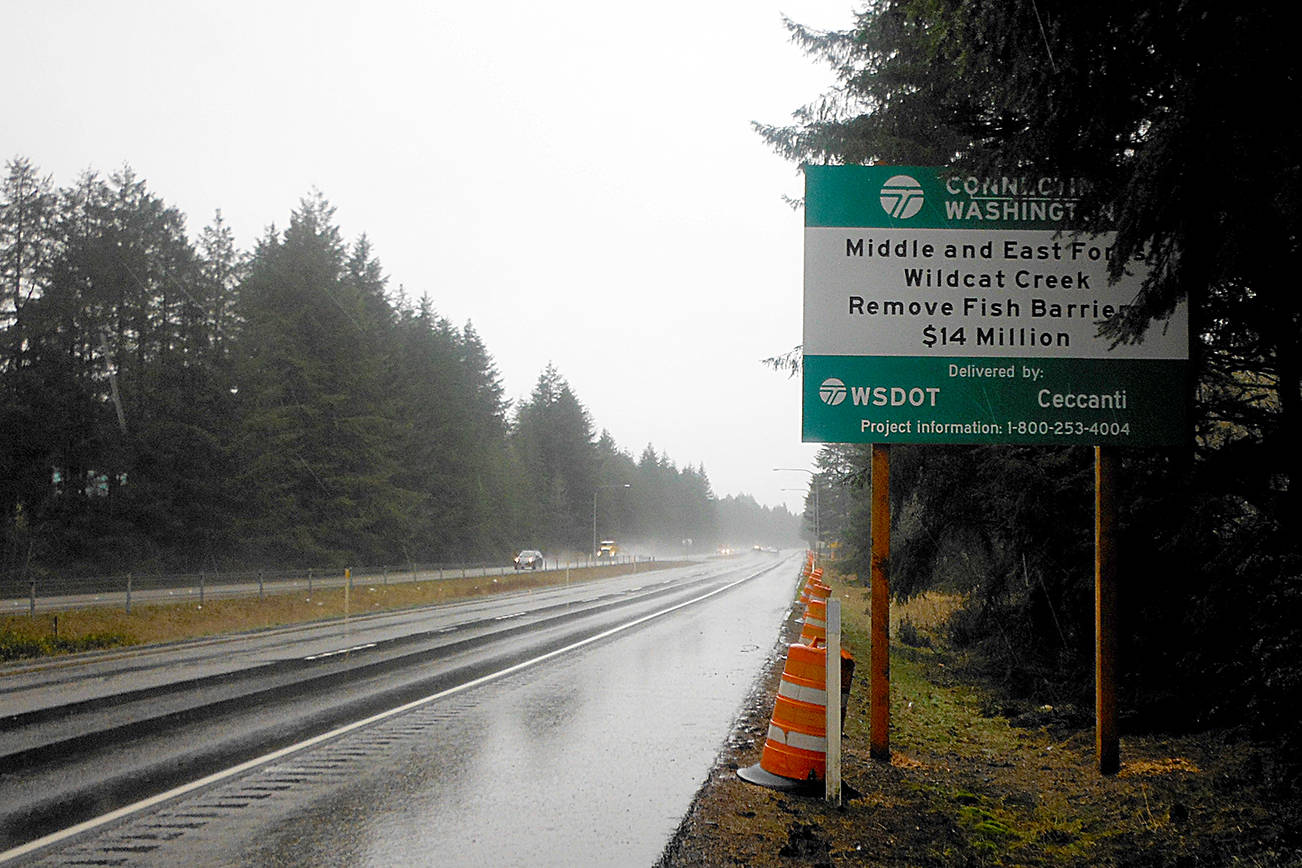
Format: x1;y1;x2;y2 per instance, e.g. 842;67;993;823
657;577;1302;868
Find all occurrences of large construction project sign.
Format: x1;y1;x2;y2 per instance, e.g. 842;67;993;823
802;165;1189;446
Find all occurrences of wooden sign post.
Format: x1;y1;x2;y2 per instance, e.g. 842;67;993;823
1095;446;1119;774
802;166;1185;777
870;443;891;762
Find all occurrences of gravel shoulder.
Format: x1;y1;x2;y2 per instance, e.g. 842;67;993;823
658;575;1302;867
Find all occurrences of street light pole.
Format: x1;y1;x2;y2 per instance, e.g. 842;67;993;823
774;467;820;554
592;483;631;559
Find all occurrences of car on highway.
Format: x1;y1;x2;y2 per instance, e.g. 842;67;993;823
513;549;544;570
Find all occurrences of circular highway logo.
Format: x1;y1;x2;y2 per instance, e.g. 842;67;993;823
880;174;925;219
819;377;847;406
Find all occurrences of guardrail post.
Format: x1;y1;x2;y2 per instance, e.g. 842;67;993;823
199;571;205;606
126;572;132;614
29;580;35;618
308;568;313;597
258;570;264;600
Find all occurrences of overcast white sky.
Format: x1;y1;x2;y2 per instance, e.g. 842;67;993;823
6;0;859;516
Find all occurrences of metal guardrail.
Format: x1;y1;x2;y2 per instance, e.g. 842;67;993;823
2;555;655;617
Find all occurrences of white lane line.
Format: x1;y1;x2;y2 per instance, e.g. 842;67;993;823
492;611;527;621
0;560;787;865
303;643;377;661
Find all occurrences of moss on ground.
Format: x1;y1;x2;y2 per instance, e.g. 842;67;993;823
659;567;1302;867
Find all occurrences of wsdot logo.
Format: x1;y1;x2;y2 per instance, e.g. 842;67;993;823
880;174;925;219
819;378;847;406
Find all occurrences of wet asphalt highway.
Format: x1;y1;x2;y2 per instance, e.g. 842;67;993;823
3;551;801;866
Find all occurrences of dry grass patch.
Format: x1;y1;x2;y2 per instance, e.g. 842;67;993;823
661;564;1302;867
1;562;686;662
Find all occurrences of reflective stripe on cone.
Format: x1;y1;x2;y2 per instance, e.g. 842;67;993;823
799;574;830;605
761;643;830;782
800;599;827;646
740;640;858;791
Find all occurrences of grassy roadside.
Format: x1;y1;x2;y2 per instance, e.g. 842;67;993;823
660;567;1302;867
0;561;686;663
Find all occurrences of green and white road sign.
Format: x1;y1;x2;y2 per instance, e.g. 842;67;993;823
802;165;1189;446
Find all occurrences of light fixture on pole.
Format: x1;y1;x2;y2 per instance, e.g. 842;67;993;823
774;467;820;553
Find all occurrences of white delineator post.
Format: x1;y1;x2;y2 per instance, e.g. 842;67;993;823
826;597;842;805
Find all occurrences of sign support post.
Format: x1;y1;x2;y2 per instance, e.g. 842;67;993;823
1095;446;1119;774
870;443;891;761
802;165;1186;777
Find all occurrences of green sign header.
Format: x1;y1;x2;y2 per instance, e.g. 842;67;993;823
805;164;1086;230
802;165;1189;446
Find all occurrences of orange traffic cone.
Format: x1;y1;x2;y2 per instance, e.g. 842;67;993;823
799;598;827;646
738;643;855;792
799;574;830;606
798;568;829;605
798;574;831;647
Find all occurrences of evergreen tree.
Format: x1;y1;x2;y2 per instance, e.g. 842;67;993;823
767;4;1302;747
231;192;413;566
196;211;243;364
0;158;55;361
677;463;719;550
93;168;229;568
594;430;638;548
390;299;464;562
2;163;803;590
633;444;668;544
765;3;1301;509
0;158;58;577
0;165;238;571
512;364;597;551
389;304;513;563
715;494;802;550
454;322;513;557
